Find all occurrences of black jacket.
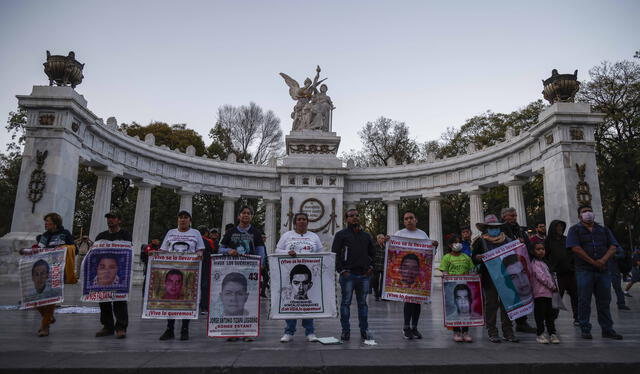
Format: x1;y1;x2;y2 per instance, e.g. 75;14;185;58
544;220;573;275
331;226;375;275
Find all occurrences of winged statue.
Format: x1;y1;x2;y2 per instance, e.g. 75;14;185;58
280;66;330;131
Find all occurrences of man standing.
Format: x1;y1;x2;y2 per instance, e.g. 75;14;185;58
372;234;387;301
94;212;132;339
529;222;546;246
332;208;375;341
566;205;623;340
501;207;536;334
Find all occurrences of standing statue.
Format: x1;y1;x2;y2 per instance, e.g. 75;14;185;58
280;66;333;131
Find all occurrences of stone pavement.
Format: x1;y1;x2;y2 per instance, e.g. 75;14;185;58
1;279;639;373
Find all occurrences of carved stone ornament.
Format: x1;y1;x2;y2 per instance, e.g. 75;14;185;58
545;133;554;145
288;144;339;154
28;150;48;213
542;69;580;105
300;198;325;222
39;114;55;126
575;163;592;206
43;50;85;88
71;121;80;132
570;127;584;141
308;198;339;235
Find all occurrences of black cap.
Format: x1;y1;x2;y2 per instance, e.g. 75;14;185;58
177;210;192;218
105;212;121;219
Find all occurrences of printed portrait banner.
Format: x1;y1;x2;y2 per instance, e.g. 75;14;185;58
19;247;67;309
142;252;201;319
208;254;261;338
268;252;337;320
442;275;484;327
481;240;534;320
382;236;434;303
80;240;133;302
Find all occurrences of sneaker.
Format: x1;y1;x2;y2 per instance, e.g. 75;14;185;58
573;320;581;327
463;332;473;342
549;334;560;344
280;333;293;343
361;330;373;340
159;329;174;340
581;332;593;340
602;331;623;340
243;337;255;342
503;335;520;343
340;331;350;341
115;330;126;339
516;323;536;333
306;334;318;342
618;305;631;310
180;329;189;341
624;291;632;297
402;327;413;340
453;332;463;342
536;334;549;344
488;335;501;343
95;328;114;337
411;328;422;339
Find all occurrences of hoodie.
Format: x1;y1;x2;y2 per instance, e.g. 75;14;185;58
544;220;573;275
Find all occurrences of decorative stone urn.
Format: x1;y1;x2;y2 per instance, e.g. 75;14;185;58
43;51;84;88
542;69;580;104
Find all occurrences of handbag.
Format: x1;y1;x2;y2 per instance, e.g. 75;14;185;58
551;291;567;310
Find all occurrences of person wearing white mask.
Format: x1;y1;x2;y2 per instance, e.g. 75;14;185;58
566;205;623;340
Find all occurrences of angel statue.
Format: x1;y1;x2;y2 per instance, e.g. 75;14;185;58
280;66;327;131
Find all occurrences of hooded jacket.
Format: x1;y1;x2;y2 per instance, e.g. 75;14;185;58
544;220;573;275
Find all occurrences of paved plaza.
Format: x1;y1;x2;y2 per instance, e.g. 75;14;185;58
1;278;639;373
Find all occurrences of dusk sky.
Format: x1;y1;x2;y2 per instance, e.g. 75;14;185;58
0;0;637;155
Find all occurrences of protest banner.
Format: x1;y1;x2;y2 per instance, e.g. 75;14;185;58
207;254;261;338
442;274;484;327
19;247;66;309
481;240;534;320
382;235;434;303
80;240;133;302
268;252;337;319
142;252;201;319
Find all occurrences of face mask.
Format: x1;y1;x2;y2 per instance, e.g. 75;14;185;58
451;243;463;252
487;228;501;237
581;211;595;223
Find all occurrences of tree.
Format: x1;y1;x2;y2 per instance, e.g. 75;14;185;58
122;122;207;156
214;102;284;164
0;109;27;236
345;117;420;167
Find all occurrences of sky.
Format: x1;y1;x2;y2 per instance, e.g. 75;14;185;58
0;0;638;155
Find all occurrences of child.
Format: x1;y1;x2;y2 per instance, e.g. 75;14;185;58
531;242;560;344
439;235;475;342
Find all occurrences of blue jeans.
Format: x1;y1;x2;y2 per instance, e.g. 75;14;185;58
609;269;626;307
284;319;314;336
576;270;615;334
339;273;370;333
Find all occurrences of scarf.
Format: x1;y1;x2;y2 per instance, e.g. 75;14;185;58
482;232;506;244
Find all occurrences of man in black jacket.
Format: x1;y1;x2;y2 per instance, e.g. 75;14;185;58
332;208;375;341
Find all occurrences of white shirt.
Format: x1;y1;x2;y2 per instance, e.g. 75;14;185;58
394;228;430;240
160;228;205;253
275;230;324;254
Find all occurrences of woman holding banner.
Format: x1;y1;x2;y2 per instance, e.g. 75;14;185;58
275;212;324;343
471;214;518;343
394;211;438;340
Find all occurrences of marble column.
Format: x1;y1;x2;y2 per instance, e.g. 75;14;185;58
264;199;277;254
505;179;527;227
427;196;444;262
385;199;400;235
132;181;155;283
467;188;486;237
177;190;194;214
221;196;237;229
88;170;114;240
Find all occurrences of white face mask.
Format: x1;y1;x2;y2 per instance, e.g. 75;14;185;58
451;243;463;252
581;211;595;223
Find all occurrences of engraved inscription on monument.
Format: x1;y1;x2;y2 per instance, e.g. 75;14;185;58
300;198;324;222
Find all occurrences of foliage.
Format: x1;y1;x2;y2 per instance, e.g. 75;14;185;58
122;122;207;156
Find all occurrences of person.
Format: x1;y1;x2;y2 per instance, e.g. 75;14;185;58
502;254;533;302
439;235;475;342
609;246;630;310
162;269;184;299
372;234;386;301
332;208;375;341
210;229;221;250
566;205;623;340
529;222;546;246
544;220;579;325
501;207;536;334
624;248;640;296
471;214;519;343
460;227;473;256
276;212;323;342
220;272;249;316
219;205;265;342
197;226;214;314
530;243;560;344
93;212;132;339
158;210;205;341
141;238;160;296
36;212;77;284
394;211;438;340
260;233;270;299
